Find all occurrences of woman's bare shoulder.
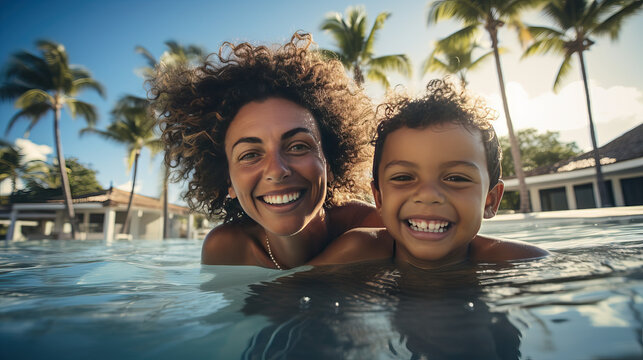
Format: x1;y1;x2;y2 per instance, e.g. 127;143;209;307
310;227;393;266
328;200;383;233
471;234;550;262
201;223;256;265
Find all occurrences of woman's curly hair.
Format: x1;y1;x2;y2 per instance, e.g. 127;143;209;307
150;32;374;224
372;78;501;190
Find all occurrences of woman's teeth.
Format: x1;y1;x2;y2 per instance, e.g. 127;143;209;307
407;219;450;233
263;192;301;205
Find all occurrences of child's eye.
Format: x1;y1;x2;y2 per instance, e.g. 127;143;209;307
390;174;414;182
444;175;471;182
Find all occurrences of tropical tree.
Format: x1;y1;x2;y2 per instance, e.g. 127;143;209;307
135;40;206;238
522;0;642;207
422;38;496;87
80;95;162;235
18;157;102;197
0;40;105;238
320;6;412;88
0;140;49;193
428;0;542;213
499;128;582;177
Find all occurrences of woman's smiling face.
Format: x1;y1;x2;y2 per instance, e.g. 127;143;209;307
224;97;328;236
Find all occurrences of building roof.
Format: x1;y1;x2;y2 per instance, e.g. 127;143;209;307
506;123;643;178
11;187;190;215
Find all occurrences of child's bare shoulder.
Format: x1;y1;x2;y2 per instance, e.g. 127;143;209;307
201;223;254;265
470;234;550;262
309;227;393;266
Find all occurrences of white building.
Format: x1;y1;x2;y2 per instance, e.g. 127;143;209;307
0;187;195;241
503;124;643;212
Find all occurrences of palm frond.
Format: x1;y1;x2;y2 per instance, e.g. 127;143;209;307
66;99;98;126
429;0;486;25
435;25;480;52
71;77;106;98
5;102;51;136
369;54;412;77
135;45;158;67
553;54;574;92
366;68;390;89
592;0;643;40
522;37;567;58
364;11;391;55
15;89;53;108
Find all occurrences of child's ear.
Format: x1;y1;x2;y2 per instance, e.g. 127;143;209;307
371;180;382;210
484;180;504;219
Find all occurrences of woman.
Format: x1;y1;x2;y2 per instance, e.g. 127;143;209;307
151;33;386;269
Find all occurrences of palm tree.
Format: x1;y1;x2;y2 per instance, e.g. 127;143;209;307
422;38;496;87
81;95;162;235
523;0;642;207
0;140;48;194
320;6;412;88
135;40;205;238
0;40;105;238
428;0;541;213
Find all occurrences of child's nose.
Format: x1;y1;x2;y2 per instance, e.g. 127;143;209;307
413;181;445;204
264;151;291;182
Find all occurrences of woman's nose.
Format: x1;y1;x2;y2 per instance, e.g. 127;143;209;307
265;151;291;182
413;181;445;205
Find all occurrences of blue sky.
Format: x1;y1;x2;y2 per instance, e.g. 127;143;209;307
1;0;642;205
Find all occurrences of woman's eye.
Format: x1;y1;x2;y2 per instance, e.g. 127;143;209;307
239;152;260;161
288;143;310;153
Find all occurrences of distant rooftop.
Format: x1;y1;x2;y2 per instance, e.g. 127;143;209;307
505;123;643;179
8;187;190;215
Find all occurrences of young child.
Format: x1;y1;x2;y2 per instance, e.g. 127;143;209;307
318;79;548;268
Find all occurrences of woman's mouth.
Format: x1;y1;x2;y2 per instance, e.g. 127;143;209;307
407;218;452;233
261;191;302;205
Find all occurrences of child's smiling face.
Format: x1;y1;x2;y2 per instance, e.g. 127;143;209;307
372;123;503;268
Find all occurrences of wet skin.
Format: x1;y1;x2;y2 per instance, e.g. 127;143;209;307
372;124;504;269
225;97;329;238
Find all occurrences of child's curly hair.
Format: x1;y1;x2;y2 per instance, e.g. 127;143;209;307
150;32;374;223
372;78;502;190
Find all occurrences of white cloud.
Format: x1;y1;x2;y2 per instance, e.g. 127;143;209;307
14;138;53;162
116;180;142;194
482;81;643;150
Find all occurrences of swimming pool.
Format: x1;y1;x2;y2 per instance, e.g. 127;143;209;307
1;208;642;359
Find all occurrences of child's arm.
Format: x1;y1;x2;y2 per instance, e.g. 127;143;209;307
470;234;550;262
308;228;393;266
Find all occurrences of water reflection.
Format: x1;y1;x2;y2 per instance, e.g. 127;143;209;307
238;261;522;359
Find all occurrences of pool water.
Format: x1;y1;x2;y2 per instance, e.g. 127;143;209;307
1;215;642;359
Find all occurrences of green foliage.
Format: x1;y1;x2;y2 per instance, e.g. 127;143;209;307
320;5;411;88
499;128;582;177
0;140;49;193
1;40;105;135
12;157;102;201
524;0;643;91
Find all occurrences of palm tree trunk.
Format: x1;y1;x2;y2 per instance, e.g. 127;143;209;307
121;150;140;234
489;30;530;213
578;51;609;207
54;103;79;239
162;164;169;239
353;63;364;86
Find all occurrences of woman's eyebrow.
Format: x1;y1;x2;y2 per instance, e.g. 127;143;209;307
282;127;313;140
231;128;314;151
231;136;261;151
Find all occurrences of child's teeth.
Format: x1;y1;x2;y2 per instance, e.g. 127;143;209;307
408;219;450;233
